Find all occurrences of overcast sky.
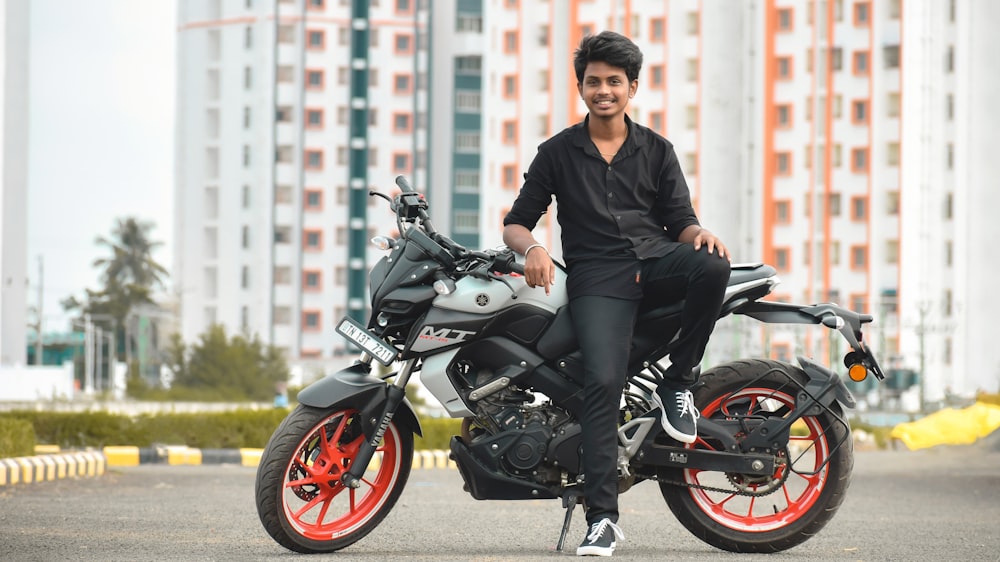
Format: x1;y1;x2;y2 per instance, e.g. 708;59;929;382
27;0;176;331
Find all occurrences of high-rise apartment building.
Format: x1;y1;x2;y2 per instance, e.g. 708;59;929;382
1;0;30;366
175;0;430;377
176;0;998;400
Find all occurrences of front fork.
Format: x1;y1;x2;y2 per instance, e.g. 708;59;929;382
341;357;418;489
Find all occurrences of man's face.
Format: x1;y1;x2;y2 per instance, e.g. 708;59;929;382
577;61;638;120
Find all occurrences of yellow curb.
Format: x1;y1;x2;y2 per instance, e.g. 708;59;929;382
240;448;263;467
104;446;141;467
0;452;106;486
166;446;201;465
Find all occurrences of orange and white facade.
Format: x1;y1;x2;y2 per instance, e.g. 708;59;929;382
175;0;999;399
473;0;999;401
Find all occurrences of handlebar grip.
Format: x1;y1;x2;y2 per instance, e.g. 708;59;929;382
395;175;414;193
509;261;525;275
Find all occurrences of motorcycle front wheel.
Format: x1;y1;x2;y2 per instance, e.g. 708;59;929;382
659;359;853;553
255;404;414;553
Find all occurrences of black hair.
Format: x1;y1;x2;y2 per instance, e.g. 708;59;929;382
573;31;644;83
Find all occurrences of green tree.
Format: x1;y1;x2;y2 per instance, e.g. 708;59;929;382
166;324;289;401
64;217;168;343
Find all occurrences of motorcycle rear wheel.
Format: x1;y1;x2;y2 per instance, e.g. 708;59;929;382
659;359;853;553
255;404;414;553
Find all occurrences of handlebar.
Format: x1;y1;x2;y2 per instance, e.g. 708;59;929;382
395;175;415;193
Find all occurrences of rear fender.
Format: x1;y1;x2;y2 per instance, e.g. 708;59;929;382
796;356;857;410
296;363;423;437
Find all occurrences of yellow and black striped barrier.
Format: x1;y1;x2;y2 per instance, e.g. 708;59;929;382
1;445;456;486
0;450;106;486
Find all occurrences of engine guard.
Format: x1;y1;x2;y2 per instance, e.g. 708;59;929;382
296;362;423;438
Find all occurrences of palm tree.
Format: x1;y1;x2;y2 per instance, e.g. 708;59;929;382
93;217;168;290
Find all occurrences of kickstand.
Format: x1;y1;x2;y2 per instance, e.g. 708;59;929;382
555;490;583;552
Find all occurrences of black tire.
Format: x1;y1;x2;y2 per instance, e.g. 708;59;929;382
255;404;414;553
659;359;854;553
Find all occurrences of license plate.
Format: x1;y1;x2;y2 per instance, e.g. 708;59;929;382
336;317;398;366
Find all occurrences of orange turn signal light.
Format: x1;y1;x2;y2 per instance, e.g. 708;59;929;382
848;363;868;382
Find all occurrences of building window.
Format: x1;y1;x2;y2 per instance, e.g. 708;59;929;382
887;92;900;118
851;99;868;124
453;211;480;234
304;189;322;210
886;240;899;264
850;245;868;270
274;266;291;285
850;196;868;221
455;55;482;74
455;170;480;193
455;132;481;152
850;294;868;315
302;310;321;331
455;90;481;112
305;69;324;90
776;103;793;128
241;225;250;248
273;306;291;325
244;66;253;89
887;142;900;166
850;148;868;172
775;199;791;224
502;120;517;144
305;108;323;129
830;47;843;71
650;65;665;88
686;11;700;35
456;14;483;32
502;74;518;98
394;33;413;55
686;58;699;82
828;192;842;216
884;45;900;69
776;56;793;80
303;229;323;251
304;149;323;170
852;51;869;75
649;111;664;133
853;1;870;26
503;30;519;53
886;191;900;215
307;29;325;50
777;7;794;31
393;73;412;94
392;152;411;174
303;270;322;291
775;151;792;175
393;112;412;134
650;17;665;42
774;247;791;271
501;164;517;190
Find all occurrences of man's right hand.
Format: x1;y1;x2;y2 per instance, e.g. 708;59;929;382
524;245;556;295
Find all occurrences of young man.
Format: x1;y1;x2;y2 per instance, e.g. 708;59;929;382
502;31;731;556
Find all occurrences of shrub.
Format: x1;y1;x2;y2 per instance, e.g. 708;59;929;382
0;418;36;458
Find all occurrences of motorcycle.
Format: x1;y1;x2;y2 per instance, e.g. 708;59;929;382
255;175;885;554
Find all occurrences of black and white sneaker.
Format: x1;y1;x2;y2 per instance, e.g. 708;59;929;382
651;386;700;443
577;518;624;556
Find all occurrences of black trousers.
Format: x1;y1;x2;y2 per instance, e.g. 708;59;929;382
568;245;731;524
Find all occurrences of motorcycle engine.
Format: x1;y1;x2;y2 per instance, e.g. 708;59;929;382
470;386;573;476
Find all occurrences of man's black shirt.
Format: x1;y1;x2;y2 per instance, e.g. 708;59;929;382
503;114;700;300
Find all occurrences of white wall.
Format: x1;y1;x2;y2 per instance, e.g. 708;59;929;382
0;363;74;401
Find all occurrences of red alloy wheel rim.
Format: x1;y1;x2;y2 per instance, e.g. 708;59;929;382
281;409;403;540
683;388;830;532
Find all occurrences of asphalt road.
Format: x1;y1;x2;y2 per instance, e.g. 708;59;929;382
2;444;999;562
